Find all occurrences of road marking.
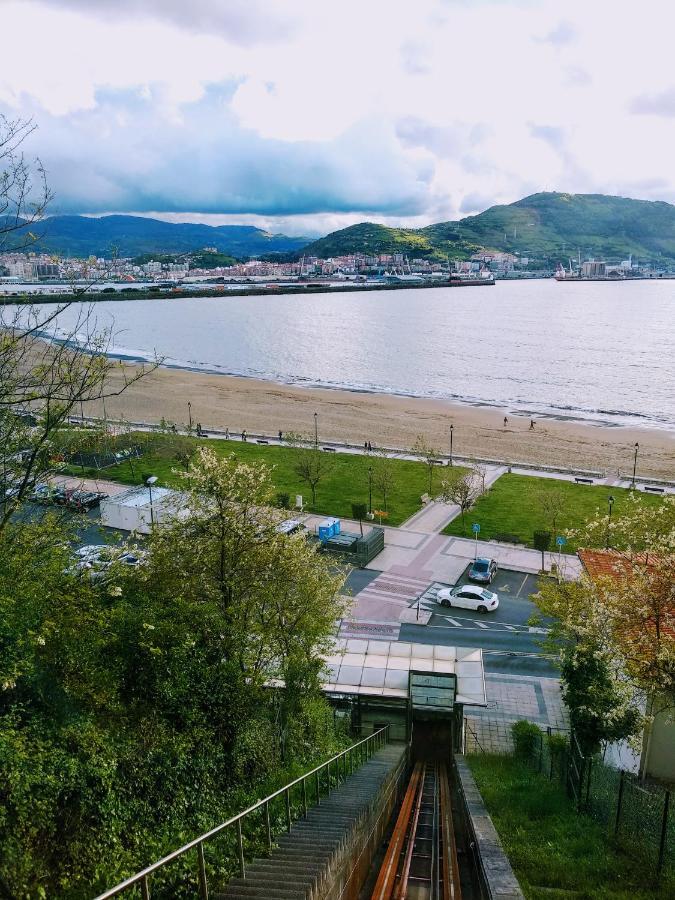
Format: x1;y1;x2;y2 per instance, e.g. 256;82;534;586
502;625;517;631
517;574;529;597
475;621;489;628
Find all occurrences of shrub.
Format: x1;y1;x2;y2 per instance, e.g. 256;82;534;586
276;491;291;509
512;720;542;758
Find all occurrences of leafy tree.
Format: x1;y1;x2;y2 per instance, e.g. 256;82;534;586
351;501;368;536
286;432;334;507
533;530;552;572
370;449;396;512
439;468;480;534
537;487;567;536
412;435;441;494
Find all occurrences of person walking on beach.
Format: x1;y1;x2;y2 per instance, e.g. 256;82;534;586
225;427;230;440
503;416;508;429
530;419;535;430
242;429;247;442
367;441;372;453
278;430;283;442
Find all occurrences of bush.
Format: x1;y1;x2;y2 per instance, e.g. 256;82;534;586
512;720;542;758
276;491;291;509
547;732;568;755
492;532;525;544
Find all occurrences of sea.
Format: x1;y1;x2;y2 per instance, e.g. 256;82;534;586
25;279;675;431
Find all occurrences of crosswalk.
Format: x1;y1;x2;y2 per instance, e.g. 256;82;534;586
355;572;429;608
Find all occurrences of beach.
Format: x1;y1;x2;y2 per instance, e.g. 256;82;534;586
91;364;675;480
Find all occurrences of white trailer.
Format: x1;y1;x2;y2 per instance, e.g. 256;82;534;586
100;485;184;534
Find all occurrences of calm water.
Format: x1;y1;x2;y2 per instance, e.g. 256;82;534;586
33;279;675;430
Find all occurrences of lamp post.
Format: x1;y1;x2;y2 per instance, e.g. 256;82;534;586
631;442;639;488
188;401;192;432
368;466;373;515
146;475;158;528
605;494;615;549
314;412;318;450
449;424;454;467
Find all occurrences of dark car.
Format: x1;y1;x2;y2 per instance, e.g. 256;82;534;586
468;557;498;584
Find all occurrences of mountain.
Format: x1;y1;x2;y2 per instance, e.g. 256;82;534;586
302;193;675;263
2;215;310;259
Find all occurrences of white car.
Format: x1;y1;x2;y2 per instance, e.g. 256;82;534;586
435;584;499;613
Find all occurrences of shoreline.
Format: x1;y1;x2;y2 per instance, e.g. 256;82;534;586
90;364;675;480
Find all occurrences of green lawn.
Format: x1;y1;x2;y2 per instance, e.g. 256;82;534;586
468;754;674;900
68;436;446;527
443;473;665;551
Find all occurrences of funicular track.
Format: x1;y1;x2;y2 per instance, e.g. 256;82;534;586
371;761;461;900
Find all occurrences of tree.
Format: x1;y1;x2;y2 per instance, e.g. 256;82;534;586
533;530;552;572
0;450;349;893
286;432;334;507
370;449;396;512
412;435;441;495
537;486;567;536
351;502;368;536
0;116;158;530
439;468;480;534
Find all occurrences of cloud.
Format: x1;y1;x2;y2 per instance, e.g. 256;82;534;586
396;118;489;157
538;20;578;47
630;88;675;117
10;86;433;218
459;192;497;214
37;0;292;44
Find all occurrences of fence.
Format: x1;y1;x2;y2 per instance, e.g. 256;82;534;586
524;728;673;878
94;725;390;899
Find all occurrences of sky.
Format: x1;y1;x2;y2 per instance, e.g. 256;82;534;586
2;0;675;236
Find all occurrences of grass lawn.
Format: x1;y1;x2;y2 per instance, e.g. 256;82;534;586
66;435;448;527
443;473;665;551
468;754;674;900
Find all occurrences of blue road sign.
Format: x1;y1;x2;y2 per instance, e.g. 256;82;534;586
556;535;566;546
472;523;480;533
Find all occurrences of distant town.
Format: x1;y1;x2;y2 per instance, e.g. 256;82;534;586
2;246;672;295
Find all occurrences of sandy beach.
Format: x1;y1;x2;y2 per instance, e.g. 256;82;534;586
89;364;675;480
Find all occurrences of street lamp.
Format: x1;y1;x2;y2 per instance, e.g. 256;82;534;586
188;401;192;431
368;466;373;515
605;494;615;549
631;442;639;488
314;411;318;449
146;475;158;528
449;424;454;467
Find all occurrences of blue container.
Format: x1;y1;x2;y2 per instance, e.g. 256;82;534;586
318;517;340;541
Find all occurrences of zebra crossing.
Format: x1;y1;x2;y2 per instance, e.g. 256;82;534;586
354;572;429;608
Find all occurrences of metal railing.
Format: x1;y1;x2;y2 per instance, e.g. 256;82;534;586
94;725;390;899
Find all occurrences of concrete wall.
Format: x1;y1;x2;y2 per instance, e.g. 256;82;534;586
643;700;675;782
454;756;525;900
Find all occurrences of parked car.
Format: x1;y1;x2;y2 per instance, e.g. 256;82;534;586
69;544;146;580
435;585;499;613
468;557;498;584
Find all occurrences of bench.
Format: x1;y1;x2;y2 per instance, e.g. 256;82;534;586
574;477;594;485
322;446;336;452
256;439;269;445
643;485;665;494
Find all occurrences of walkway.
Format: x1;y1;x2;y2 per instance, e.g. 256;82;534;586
217;742;405;900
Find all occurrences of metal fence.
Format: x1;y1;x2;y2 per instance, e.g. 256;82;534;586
94;725;390;900
524;728;673;878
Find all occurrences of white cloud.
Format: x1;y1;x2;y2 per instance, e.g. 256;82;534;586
1;0;675;231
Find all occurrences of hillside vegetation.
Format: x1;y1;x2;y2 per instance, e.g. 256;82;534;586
302;192;675;263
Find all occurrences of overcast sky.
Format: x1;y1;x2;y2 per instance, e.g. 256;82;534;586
2;0;675;235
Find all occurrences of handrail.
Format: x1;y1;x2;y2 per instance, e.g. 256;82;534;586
94;725;390;899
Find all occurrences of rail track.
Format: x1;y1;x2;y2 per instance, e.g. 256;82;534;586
371;761;461;900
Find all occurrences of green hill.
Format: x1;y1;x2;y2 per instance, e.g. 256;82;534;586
302;193;675;263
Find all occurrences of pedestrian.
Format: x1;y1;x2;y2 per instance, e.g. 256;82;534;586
172;423;178;434
364;441;368;451
242;429;247;442
278;430;283;442
529;419;535;430
197;421;203;436
503;416;508;428
367;441;372;453
225;427;230;439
